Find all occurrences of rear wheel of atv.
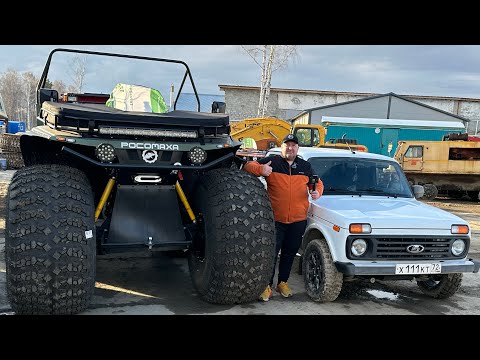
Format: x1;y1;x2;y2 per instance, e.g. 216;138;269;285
188;168;275;304
416;273;463;299
423;184;438;200
5;164;96;314
302;239;343;302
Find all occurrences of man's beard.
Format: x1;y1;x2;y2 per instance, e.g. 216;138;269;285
284;152;295;161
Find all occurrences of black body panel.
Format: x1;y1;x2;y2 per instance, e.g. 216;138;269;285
106;184;187;247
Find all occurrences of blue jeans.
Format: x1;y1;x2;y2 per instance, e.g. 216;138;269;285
270;220;307;286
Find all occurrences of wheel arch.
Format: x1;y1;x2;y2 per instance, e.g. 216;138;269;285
20;135;109;200
20;134;66;166
301;226;331;255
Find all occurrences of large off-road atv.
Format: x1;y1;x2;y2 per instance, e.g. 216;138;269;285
5;48;276;315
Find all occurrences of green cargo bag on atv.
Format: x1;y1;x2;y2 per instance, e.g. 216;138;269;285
105;83;168;113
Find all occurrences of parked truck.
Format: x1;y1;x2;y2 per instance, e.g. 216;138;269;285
231;117;367;160
393;132;480;200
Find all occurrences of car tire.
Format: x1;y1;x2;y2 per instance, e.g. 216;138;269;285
302;239;343;302
416;273;463;299
423;184;438;200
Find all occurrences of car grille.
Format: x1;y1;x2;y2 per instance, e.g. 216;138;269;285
346;236;469;260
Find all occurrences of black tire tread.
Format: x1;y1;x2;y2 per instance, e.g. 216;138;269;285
416;273;463;299
423;184;438;200
302;239;343;302
189;168;276;304
5;164;96;314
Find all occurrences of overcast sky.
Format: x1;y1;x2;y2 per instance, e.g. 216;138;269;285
1;45;480;99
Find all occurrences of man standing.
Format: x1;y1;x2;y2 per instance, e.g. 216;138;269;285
243;133;323;301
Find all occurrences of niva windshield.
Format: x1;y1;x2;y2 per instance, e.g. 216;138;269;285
309;157;413;198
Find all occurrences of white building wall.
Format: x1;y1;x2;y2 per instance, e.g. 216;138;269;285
221;86;480;134
278;92;480;134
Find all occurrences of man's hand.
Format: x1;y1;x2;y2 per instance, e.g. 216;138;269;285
260;161;272;177
310;190;321;200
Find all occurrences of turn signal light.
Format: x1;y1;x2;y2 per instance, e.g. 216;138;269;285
451;225;469;234
349;223;372;234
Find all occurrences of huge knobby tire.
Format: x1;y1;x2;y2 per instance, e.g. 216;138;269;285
5;165;96;315
416;273;463;299
302;239;343;302
188;168;276;304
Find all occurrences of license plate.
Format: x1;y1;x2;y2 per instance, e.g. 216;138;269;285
395;263;441;275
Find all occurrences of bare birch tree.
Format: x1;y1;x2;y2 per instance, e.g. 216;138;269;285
52;80;69;97
22;72;38;129
0;69;24;121
241;45;299;117
68;54;87;93
0;67;78;130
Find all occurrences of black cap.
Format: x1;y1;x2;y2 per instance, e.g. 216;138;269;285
282;133;299;144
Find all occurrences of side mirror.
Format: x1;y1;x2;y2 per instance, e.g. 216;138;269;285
36;88;59;118
212;101;226;113
38;88;59;105
412;185;424;199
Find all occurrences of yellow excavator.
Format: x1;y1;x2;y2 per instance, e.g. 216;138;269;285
231;117;367;160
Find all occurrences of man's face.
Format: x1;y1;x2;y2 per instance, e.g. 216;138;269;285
281;141;298;161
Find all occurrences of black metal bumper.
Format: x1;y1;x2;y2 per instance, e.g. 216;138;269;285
335;258;480;276
62;146;234;171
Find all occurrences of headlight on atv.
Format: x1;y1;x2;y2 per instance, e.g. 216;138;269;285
96;143;116;163
189;147;207;165
451;239;466;256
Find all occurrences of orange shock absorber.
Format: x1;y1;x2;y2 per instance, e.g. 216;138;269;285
95;178;116;221
175;180;196;223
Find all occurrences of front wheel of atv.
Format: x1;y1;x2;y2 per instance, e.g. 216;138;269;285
5;165;96;314
188;168;276;304
416;273;463;299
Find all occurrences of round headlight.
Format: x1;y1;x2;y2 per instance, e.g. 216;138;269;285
96;143;116;163
451;239;466;256
189;147;207;165
351;239;367;256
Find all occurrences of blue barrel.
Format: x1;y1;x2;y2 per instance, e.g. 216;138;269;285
7;121;26;134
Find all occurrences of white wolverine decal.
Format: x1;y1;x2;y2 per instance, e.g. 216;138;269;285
121;142;180;150
142;150;158;163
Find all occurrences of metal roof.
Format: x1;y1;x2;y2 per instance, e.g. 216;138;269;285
218;85;480;103
291;92;470;123
321;116;466;129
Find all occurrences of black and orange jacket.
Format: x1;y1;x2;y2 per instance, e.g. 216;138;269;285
243;155;324;224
